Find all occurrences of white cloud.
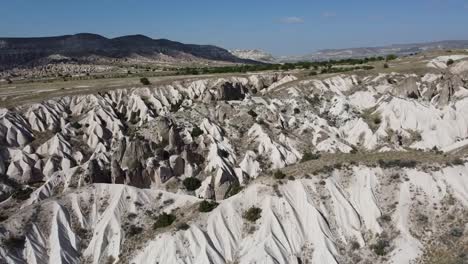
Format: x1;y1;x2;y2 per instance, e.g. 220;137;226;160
280;16;304;24
322;12;337;18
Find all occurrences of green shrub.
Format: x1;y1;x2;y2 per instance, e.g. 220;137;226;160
225;182;243;198
247;109;258;118
351;241;361;250
378;159;418;168
243;206;262;222
153;213;176;229
140;77;150;85
274;170;286;179
301;151;321;162
450;158;464;166
383;63;389;68
386;54;397;61
378;214;392;222
183;177;201;191
191;125;204;138
447;59;455;66
127;225;143;237
71;122;82;129
176;222;190;231
450;227;463;237
12;188;33;200
371;239;390;256
198;200;219;212
373;115;382;125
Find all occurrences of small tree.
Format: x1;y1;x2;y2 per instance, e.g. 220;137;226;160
183;177;201;191
140;77;150;85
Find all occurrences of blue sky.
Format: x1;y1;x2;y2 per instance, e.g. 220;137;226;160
1;0;468;55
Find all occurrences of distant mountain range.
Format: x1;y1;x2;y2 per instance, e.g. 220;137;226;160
231;40;468;63
2;34;468;70
0;33;255;69
285;40;468;62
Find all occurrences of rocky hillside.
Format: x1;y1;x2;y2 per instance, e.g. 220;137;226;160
0;33;254;70
229;49;276;63
1;55;468;263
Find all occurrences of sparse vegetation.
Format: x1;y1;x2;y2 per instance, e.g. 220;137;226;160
140;77;150;85
378;159;418;168
176;222;190;231
386;54;398;61
449;158;464;166
446;59;455;66
450;227;463;238
153;213;176;229
274;170;286;180
70;122;82;129
12;188;33;200
191;125;204;138
371;239;390;256
378;214;392;222
175;57;382;76
127;225;143;237
243;206;262;222
361;109;382;131
198;200;219;212
183;177;201;191
225;182;244;198
106;256;116;264
351;241;361;250
247;109;258;118
301;151;321;162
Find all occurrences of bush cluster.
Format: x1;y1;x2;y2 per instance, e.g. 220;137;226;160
243;207;262;222
301;152;321;162
153;213;176;229
198;200;219;213
274;170;286;179
183;177;202;191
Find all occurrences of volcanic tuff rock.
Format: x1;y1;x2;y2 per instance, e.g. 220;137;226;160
1;56;468;263
229;49;277;63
